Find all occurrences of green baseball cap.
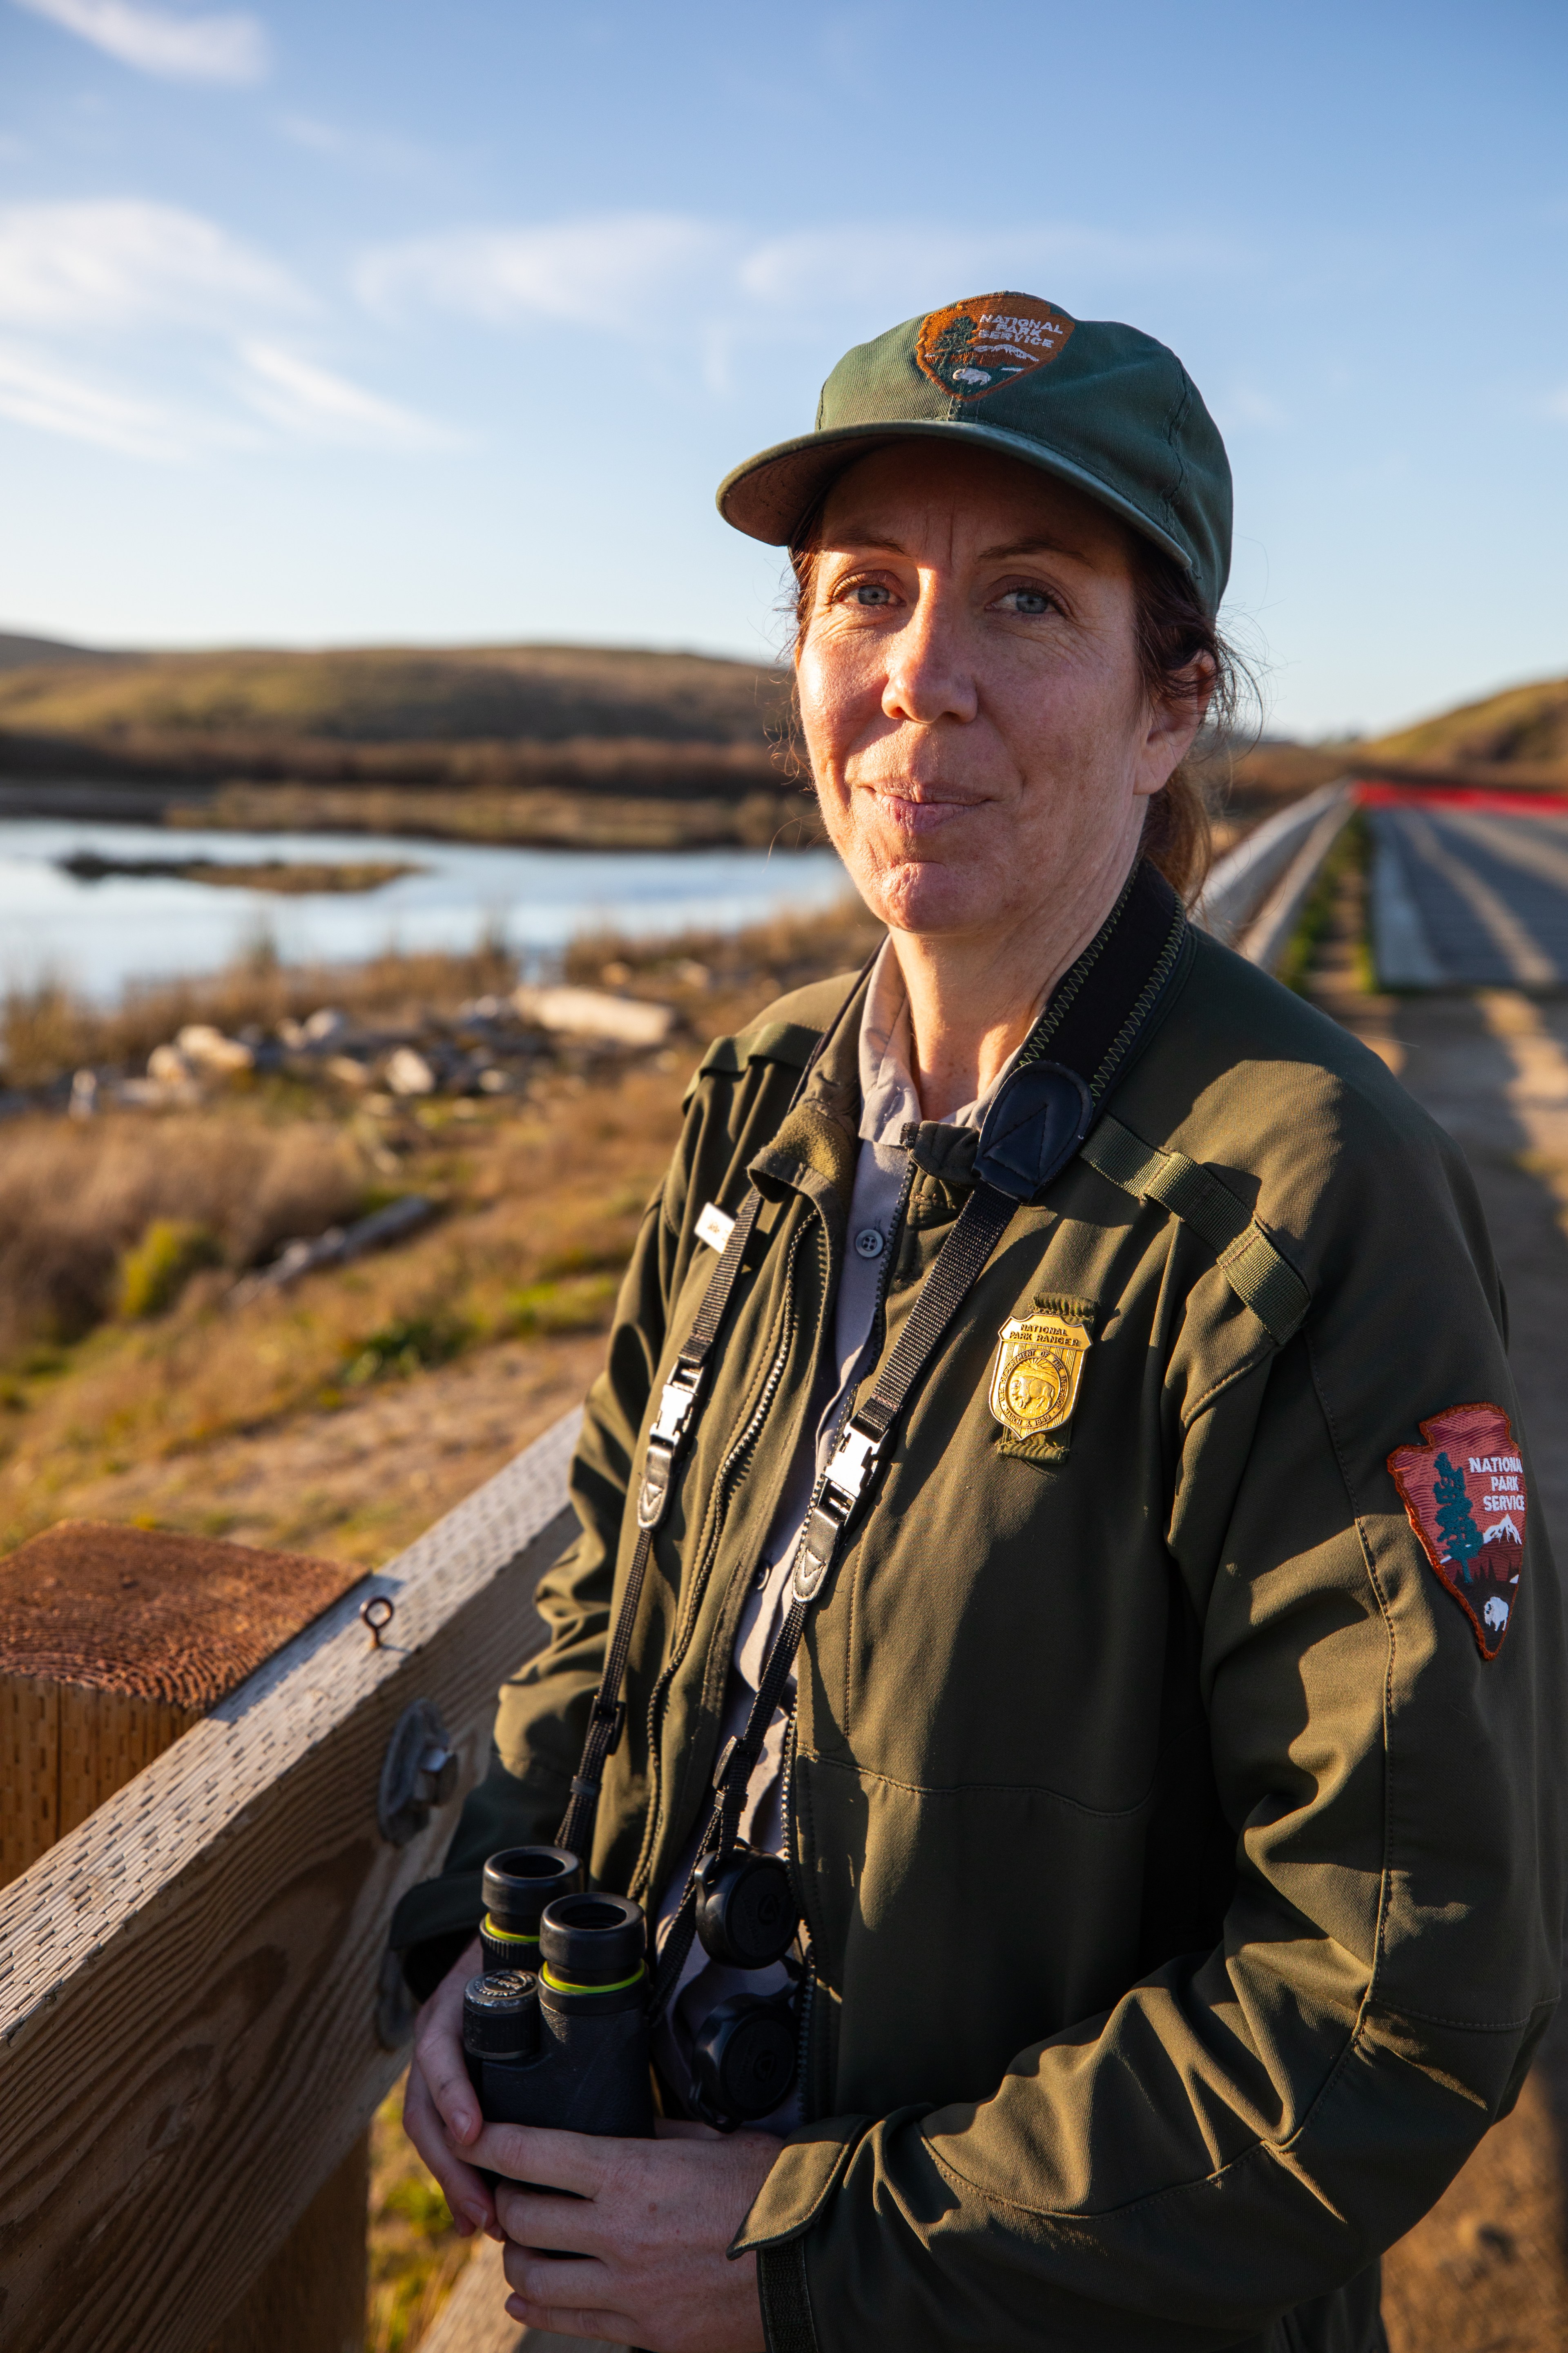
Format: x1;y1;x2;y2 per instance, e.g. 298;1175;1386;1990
717;291;1232;616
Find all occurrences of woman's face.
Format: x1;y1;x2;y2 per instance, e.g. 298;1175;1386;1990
795;442;1205;946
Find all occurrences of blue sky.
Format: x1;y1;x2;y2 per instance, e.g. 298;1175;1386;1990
0;0;1563;737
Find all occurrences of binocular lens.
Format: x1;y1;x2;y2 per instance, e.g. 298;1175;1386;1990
540;1892;646;1988
691;1991;796;2124
695;1846;800;1971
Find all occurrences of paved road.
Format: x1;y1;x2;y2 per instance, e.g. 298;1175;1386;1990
1370;799;1568;987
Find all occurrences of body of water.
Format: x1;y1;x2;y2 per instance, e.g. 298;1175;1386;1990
0;818;852;1000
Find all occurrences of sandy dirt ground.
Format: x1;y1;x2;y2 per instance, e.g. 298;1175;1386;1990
1311;875;1568;2349
42;1326;611;1564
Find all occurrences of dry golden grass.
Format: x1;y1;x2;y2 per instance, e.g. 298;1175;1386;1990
0;895;881;1559
0;1109;367;1357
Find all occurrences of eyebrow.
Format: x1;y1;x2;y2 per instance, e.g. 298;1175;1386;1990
820;527;1088;564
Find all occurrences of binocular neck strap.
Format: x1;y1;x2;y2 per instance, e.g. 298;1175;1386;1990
651;1172;1018;2019
556;952;878;1868
556;1183;764;1863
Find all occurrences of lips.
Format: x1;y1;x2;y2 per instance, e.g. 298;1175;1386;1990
857;784;993;838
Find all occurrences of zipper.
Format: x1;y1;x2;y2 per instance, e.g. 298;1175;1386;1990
630;1211;819;1899
778;1144;920;2118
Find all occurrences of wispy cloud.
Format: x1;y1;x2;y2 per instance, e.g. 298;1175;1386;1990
10;0;269;84
235;340;453;448
0;339;198;455
358;211;1245;347
276;113;432;177
0;199;300;329
0;198;451;462
356;213;730;330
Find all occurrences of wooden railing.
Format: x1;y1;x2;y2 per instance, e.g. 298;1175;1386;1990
0;1410;579;2353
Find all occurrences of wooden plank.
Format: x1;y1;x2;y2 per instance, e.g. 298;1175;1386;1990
0;1409;581;2353
200;2132;370;2353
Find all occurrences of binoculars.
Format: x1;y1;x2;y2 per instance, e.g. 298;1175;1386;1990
462;1840;801;2135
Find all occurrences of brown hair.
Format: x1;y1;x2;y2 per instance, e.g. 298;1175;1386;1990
786;518;1244;907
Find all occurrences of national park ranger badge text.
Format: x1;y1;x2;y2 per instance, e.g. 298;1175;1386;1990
989;1308;1091;1444
1388;1402;1527;1659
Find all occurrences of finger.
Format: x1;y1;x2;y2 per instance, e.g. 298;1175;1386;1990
493;2180;602;2256
503;2292;631;2340
502;2241;627;2330
403;2059;495;2237
468;2119;609;2196
412;1938;484;2146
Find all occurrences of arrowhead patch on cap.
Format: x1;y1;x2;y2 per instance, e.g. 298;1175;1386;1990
914;292;1075;402
1388;1402;1527;1659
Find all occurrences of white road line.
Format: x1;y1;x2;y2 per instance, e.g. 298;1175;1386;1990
1476;991;1568;1235
1400;811;1559;987
1369;818;1443;987
1439;809;1568;895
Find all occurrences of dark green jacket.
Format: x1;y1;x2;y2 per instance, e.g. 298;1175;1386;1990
397;896;1564;2353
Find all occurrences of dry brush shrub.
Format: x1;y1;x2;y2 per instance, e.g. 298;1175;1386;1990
0;1110;366;1358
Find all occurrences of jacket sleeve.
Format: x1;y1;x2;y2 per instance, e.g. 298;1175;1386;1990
737;1117;1566;2349
388;1176;681;1978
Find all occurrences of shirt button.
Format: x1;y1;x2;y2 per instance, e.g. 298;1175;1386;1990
854;1228;885;1261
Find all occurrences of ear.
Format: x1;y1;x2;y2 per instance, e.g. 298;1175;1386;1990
1134;655;1215;800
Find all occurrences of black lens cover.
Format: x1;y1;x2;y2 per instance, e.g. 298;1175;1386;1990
695;1845;799;1970
691;1991;797;2125
973;1060;1092;1201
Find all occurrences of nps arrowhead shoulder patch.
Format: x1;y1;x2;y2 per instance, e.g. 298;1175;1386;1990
1388;1402;1526;1659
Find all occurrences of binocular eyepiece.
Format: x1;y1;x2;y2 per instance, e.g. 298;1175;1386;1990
464;1878;655;2140
462;1840;803;2139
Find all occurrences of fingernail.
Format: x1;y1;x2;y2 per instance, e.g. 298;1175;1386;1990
453;2215;473;2239
452;2109;475;2139
464;2205;488;2233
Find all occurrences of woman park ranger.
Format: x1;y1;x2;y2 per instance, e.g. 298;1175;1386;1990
393;293;1565;2352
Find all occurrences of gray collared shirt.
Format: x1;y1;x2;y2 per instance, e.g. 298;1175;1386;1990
651;942;1023;2119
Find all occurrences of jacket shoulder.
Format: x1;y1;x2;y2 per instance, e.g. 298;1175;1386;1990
681;969;860;1104
1116;929;1485;1279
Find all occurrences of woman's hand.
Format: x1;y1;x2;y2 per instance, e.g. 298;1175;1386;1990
401;1937;500;2239
479;2114;779;2351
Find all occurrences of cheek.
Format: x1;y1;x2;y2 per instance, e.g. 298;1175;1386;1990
796;632;879;774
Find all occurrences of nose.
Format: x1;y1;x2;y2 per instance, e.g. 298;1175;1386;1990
881;583;978;729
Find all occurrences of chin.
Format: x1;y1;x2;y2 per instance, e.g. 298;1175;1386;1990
857;855;1007;939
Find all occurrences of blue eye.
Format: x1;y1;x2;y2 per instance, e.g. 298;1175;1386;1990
999;588;1053;616
848;583;893;606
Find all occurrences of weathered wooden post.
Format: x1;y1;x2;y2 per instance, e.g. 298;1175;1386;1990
0;1415;575;2353
0;1520;375;2350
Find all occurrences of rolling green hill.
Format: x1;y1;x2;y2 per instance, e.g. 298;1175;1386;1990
1364;674;1568;771
0;641;788;746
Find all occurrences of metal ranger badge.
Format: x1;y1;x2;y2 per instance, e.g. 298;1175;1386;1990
1388;1402;1527;1660
988;1311;1091;1442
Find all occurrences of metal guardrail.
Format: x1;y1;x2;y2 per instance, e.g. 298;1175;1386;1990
1196;780;1355;969
0;1411;580;2353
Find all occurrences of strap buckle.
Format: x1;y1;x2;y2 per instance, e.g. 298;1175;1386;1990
823;1420;879;1503
590;1696;627;1755
638;1364;705;1528
651;1364;703;1446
